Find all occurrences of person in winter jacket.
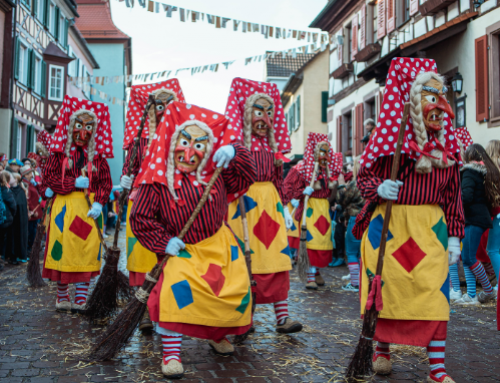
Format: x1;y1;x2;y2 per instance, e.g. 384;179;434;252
485;140;500;284
4;172;28;264
0;172;17;269
454;143;500;306
20;165;42;253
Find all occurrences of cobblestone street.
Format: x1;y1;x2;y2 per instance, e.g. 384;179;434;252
1;229;499;383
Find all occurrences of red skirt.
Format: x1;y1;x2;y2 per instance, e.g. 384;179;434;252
253;271;289;304
42;222;100;284
374;319;447;347
308;249;332;268
129;271;146;287
288;236;299;250
148;271;251;340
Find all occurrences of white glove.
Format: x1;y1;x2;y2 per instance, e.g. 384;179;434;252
284;207;293;230
45;188;54;198
377;180;403;201
75;176;89;189
448;236;461;266
87;202;102;219
290;199;299;209
120;175;133;190
165;237;186;256
213;145;236;168
303;186;314;196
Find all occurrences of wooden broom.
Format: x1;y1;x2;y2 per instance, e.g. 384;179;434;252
297;162;319;283
345;102;410;381
26;198;53;288
87;166;224;361
233;197;257;344
82;95;155;322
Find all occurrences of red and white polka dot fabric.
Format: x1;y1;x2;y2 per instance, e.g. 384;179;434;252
300;132;342;183
454;127;473;150
37;130;52;151
224;77;291;154
51;95;114;159
123;79;185;149
136;101;240;200
359;57;460;169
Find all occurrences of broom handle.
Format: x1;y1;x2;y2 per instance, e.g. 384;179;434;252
113;95;156;249
300;162;320;227
374;103;410;276
286;207;296;232
238;197;254;282
81;169;108;252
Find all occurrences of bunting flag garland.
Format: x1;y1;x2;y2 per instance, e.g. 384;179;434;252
116;0;328;44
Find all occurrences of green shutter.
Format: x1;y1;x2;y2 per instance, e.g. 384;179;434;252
321;91;329;123
43;0;49;27
14;38;20;80
41;61;47;98
26;125;34;154
10;119;19;158
64;18;69;47
290;103;295;133
54;7;60;38
33;0;38;17
296;95;301;129
27;50;34;89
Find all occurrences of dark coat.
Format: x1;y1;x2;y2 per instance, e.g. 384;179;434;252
22;179;42;221
0;186;17;228
7;185;28;260
461;163;492;229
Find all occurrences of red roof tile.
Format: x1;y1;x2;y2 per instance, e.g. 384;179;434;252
75;0;130;40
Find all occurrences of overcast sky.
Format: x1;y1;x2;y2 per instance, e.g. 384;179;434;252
110;0;328;113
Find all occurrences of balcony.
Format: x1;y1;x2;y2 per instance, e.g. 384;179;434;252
332;63;354;79
354;43;381;62
419;0;457;16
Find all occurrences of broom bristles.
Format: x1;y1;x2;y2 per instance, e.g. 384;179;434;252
297;225;311;283
26;223;47;288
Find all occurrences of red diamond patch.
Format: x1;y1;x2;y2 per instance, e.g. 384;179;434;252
392;238;426;273
253;210;280;249
201;264;225;297
69;216;93;241
314;215;330;236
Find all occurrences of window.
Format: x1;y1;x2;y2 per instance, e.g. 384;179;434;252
366;99;376;126
33;55;42;94
372;3;378;43
36;0;45;22
17;42;29;85
48;64;64;101
342;111;353;153
485;22;500;127
68;46;77;77
59;15;65;43
17;123;23;159
49;3;57;35
398;0;411;26
347;114;353;151
295;95;301;130
346;25;352;63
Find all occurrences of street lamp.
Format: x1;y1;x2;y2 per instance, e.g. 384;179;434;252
451;72;463;94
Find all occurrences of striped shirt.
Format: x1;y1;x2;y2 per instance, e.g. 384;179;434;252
130;143;256;253
251;150;287;203
357;154;465;238
122;137;148;177
43;151;112;205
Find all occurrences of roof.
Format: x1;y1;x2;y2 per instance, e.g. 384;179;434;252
266;52;318;78
69;24;100;69
309;0;340;29
75;0;130;40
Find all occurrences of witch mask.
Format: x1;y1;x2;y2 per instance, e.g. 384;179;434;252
420;78;455;133
72;112;96;147
316;143;330;169
174;124;209;173
153;90;176;119
251;96;274;137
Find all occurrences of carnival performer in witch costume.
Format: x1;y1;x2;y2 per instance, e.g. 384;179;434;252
29;130;53;199
225;78;303;334
119;79;185;331
356;58;464;383
130;101;256;379
43;96;113;313
284;132;342;289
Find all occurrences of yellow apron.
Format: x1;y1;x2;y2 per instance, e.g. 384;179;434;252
304;197;333;251
227;182;292;275
360;204;450;321
287;202;300;239
159;224;252;327
126;200;158;273
45;192;102;273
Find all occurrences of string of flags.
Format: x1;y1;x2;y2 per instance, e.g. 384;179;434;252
116;0;329;43
68;42;327;89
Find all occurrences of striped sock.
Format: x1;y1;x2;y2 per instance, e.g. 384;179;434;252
470;261;493;295
427;340;448;380
161;334;182;364
374;342;390;361
449;264;461;292
482;262;495;276
57;283;69;303
348;262;360;287
307;267;316;283
74;282;90;305
464;266;477;298
274;300;289;325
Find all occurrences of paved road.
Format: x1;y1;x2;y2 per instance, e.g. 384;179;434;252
1;229;499;382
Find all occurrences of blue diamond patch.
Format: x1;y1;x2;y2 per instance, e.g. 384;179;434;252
171;280;194;309
368;214;393;250
232;195;258;220
55;205;66;233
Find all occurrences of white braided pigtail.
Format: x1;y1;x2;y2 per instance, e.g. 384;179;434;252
410;72;432;174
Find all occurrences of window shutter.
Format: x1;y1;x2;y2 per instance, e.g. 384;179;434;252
26;125;33;154
338;30;343;64
10;119;19;158
28;50;35;89
410;0;419;16
296;95;301;129
336;116;342;153
377;0;386;40
14;38;20;80
351;14;358;62
355;104;364;156
54;7;60;39
41;61;47;98
43;0;49;27
321;91;328;123
290;103;295;132
359;4;366;51
475;35;489;122
64;18;69;47
33;0;38;17
386;0;395;34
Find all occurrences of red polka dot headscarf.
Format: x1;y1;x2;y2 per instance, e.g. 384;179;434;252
28;130;52;170
300;132;342;185
136;101;243;203
224;77;291;157
123;79;185;149
359;58;460;172
455;127;473;150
